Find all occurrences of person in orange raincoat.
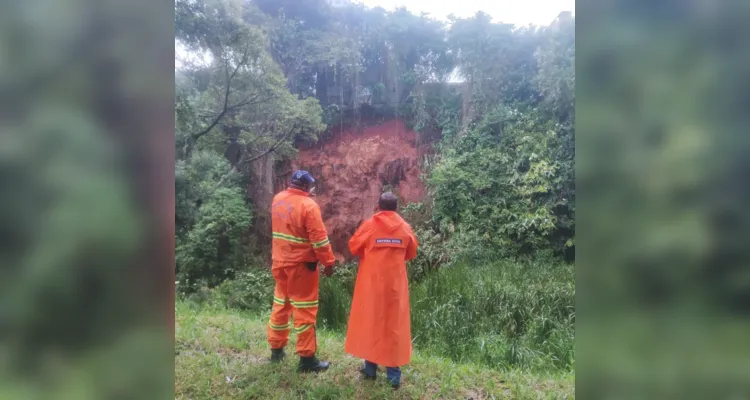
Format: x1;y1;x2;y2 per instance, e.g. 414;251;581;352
267;170;337;373
344;192;418;389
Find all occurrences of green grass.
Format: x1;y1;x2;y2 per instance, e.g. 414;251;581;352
314;259;575;372
175;301;574;399
409;260;575;372
202;259;575;372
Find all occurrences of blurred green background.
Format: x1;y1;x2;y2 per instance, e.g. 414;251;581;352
0;0;174;398
577;0;750;398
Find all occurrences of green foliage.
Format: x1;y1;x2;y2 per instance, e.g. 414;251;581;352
175;0;247;56
410;260;574;372
175;152;252;292
317;263;357;330
250;0;455;115
199;259;574;373
176;0;325;161
448;13;542;113
383;8;454;82
407;84;463;138
575;2;750;398
429;108;573;257
406;14;577;262
176;188;251;290
404;226;449;282
213;268;275;311
399;202;450;281
173;2;576;345
175;0;329;294
0;0;174;396
176;186;252;292
177;1;576;267
0;107;146;376
535;17;575;124
175;151;244;233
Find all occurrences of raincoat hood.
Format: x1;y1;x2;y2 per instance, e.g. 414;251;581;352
372;211;404;233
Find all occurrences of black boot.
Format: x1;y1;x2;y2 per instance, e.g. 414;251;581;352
270;348;285;363
298;355;330;373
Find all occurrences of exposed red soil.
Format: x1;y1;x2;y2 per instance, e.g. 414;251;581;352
281;120;428;260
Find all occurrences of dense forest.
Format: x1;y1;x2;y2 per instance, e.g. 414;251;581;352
174;0;575;291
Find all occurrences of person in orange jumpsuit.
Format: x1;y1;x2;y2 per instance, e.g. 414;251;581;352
344;192;418;389
267;170;336;373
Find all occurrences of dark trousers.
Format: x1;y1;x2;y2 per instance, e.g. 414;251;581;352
362;360;401;385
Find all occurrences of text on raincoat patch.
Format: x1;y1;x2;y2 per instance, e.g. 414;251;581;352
375;238;402;244
374;238;404;248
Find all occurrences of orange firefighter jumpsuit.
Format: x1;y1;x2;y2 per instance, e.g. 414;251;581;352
344;211;418;367
267;188;336;357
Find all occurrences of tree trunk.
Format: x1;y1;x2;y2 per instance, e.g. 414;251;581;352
315;64;328;106
249;154;275;252
460;81;474;136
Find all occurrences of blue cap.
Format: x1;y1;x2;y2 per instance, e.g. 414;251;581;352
290;170;315;185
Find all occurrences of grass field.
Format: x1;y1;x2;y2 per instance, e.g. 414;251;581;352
175;301;575;399
212;260;575;374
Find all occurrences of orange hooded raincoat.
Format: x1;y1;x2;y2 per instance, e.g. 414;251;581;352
344;211;418;367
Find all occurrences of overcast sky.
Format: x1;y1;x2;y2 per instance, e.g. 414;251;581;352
354;0;575;27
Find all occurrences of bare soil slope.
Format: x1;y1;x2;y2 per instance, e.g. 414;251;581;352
285;120;428;260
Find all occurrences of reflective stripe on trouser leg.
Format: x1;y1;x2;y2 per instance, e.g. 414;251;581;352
287;262;319;357
292;306;318;357
267;268;293;350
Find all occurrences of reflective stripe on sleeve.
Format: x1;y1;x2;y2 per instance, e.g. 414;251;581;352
311;238;330;249
272;232;309;244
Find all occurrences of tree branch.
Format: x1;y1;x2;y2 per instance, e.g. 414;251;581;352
189;60;232;141
242;124;297;164
226;92;273;111
209;124;298;192
189;44;253;142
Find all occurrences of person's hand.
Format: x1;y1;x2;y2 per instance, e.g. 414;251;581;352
322;260;340;277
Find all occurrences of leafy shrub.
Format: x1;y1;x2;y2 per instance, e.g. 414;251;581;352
429;107;574;258
400;202;448;280
176;186;252;293
191;263;359;325
175;151;254;293
213;268;275;312
175;151;244;235
400;201;498;279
